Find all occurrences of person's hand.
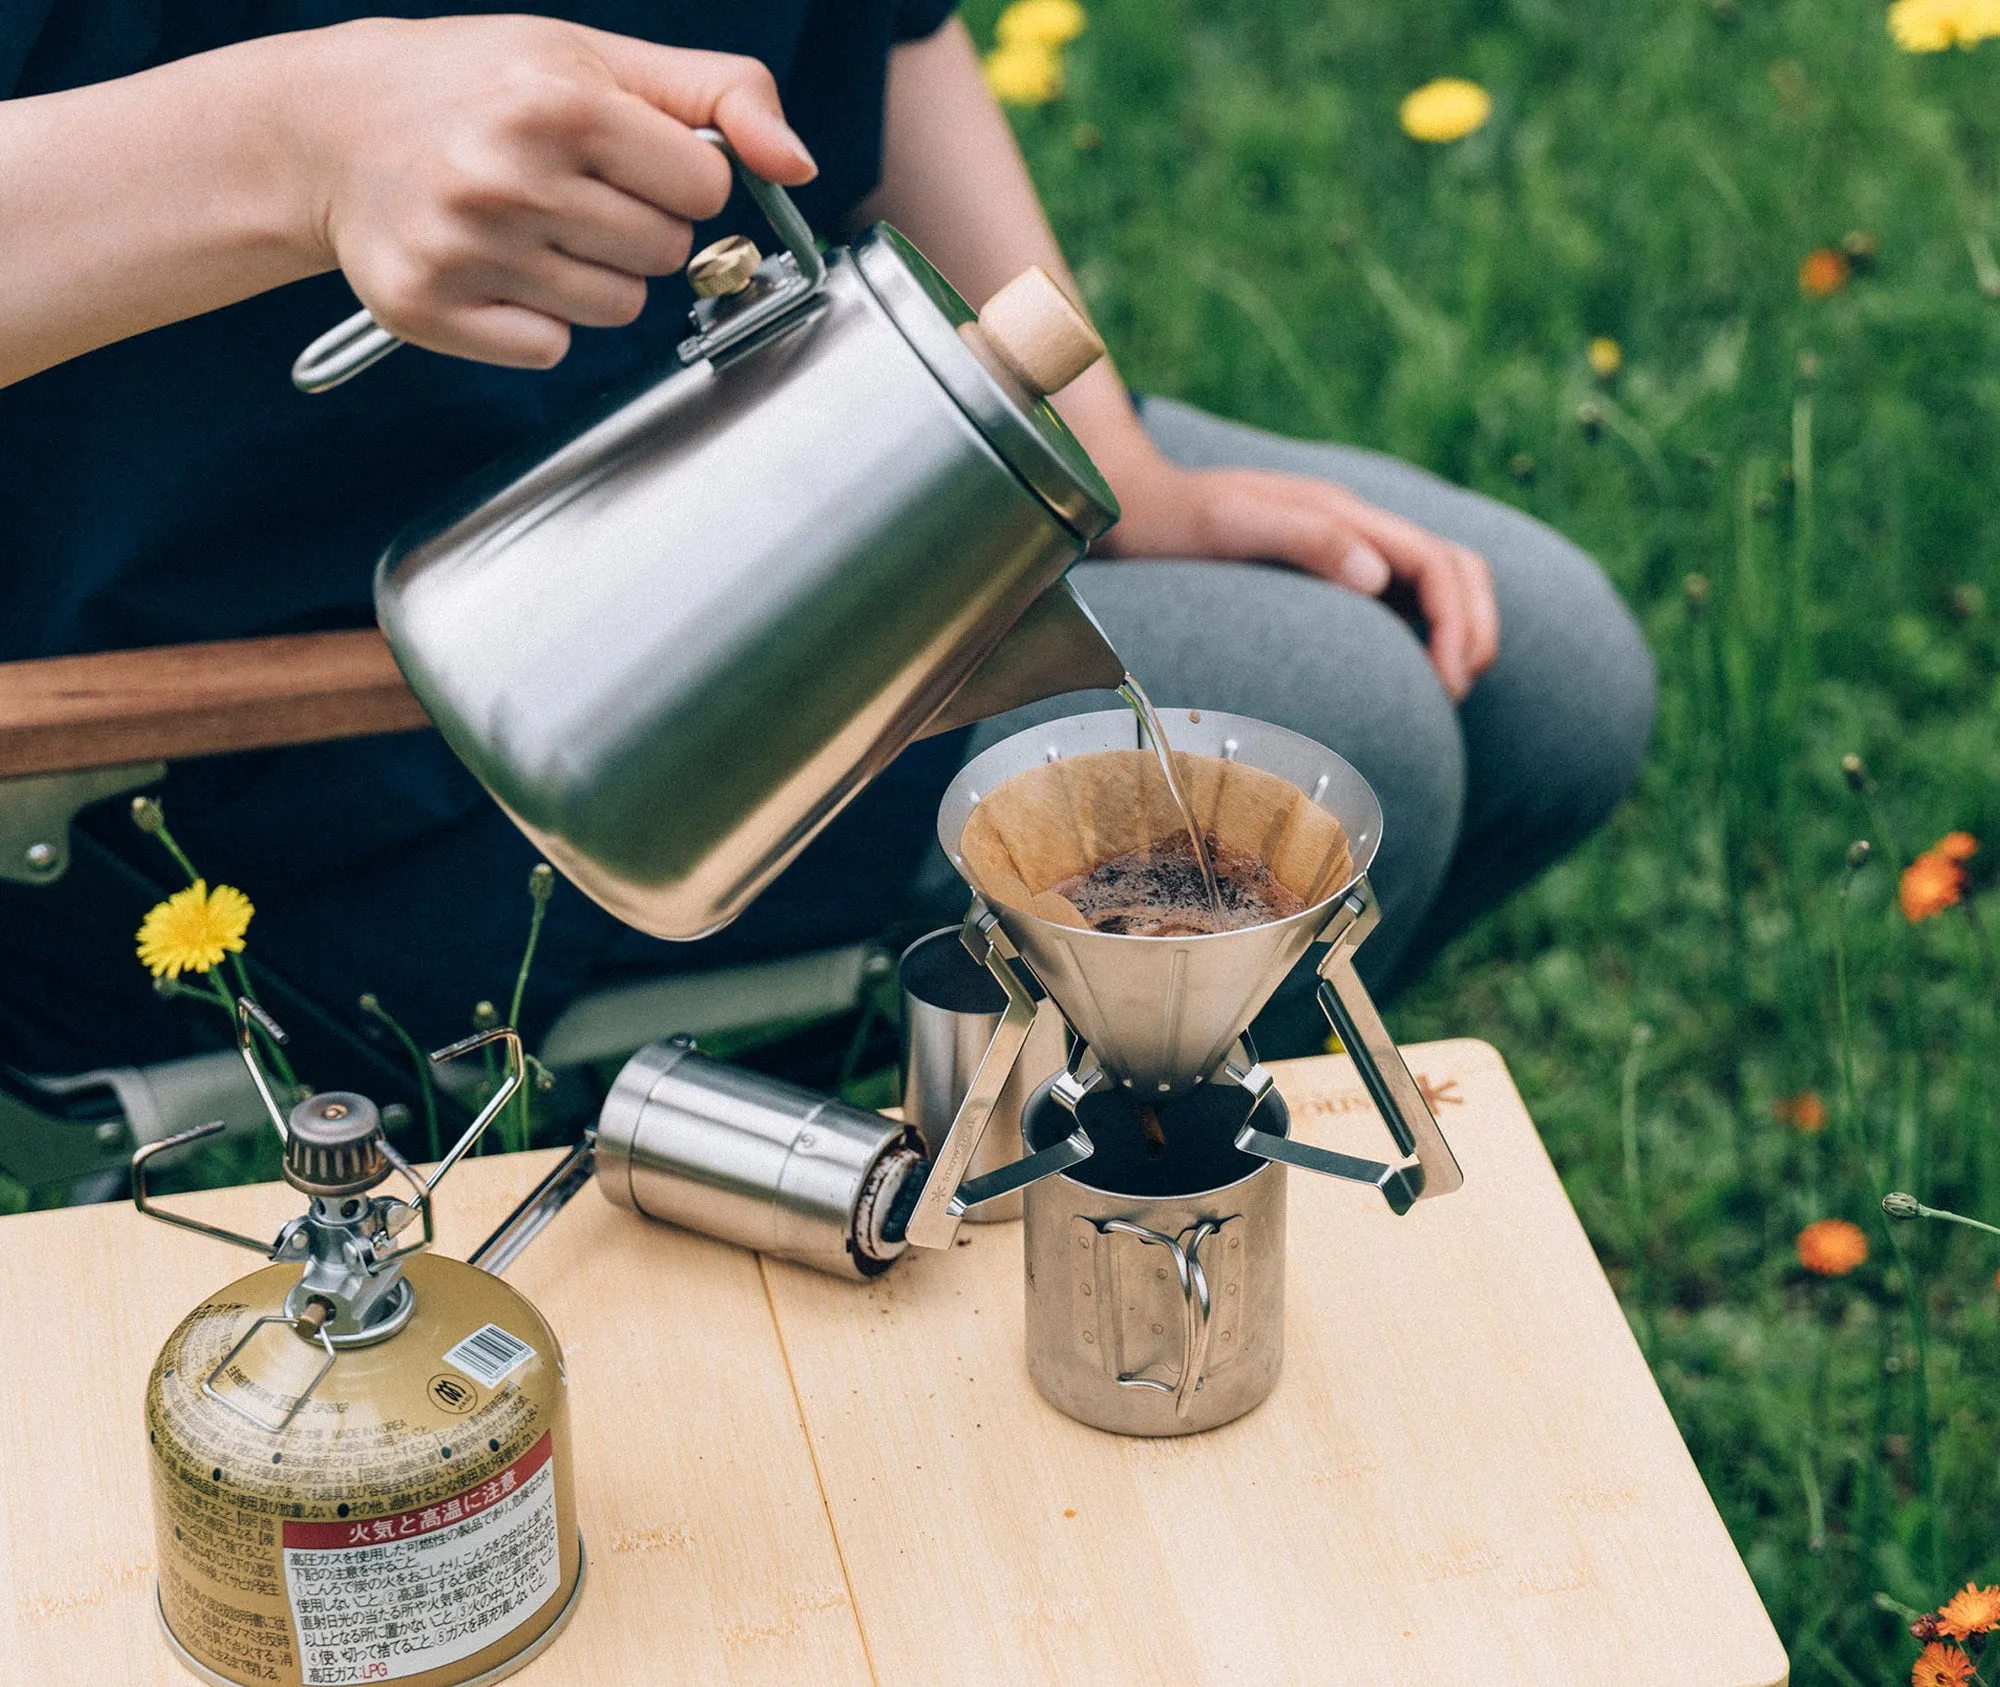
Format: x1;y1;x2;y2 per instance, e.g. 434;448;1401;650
287;16;818;369
1094;449;1500;700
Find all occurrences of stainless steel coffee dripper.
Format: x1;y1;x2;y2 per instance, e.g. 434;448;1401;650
907;708;1463;1248
905;709;1463;1433
292;132;1125;941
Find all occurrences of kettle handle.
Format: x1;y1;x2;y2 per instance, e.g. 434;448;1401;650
291;127;824;394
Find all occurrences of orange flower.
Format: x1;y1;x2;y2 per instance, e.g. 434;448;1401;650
1937;831;1980;862
1797;1218;1868;1276
1901;849;1968;921
1800;248;1850;297
1774;1090;1828;1133
1912;1641;1975;1687
1937;1583;2000;1639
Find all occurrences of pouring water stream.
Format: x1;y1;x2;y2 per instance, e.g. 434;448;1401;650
1116;674;1226;928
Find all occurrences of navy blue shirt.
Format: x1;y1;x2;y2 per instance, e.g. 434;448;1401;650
1;0;955;663
0;2;964;1076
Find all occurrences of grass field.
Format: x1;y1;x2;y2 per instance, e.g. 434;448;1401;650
961;0;2000;1675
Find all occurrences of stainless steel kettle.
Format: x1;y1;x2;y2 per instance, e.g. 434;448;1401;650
293;132;1124;940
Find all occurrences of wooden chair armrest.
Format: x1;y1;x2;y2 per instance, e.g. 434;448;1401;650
0;630;431;780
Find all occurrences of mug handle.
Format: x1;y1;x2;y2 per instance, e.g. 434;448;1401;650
1233;874;1464;1213
1095;1217;1221;1420
291;126;827;394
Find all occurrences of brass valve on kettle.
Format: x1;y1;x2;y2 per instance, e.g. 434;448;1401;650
687;234;764;298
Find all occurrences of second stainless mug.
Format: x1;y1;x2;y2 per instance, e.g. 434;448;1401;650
899;926;1068;1222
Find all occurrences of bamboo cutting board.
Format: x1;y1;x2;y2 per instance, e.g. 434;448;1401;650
0;1042;1786;1685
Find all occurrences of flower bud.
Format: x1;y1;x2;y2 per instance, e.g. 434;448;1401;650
1881;1191;1921;1220
131;795;165;834
472;1000;498;1030
529;863;555;904
153;974;183;999
359;992;381;1015
1846;840;1872;872
1840;752;1867;792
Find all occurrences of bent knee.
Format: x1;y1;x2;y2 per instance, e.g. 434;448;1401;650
1473;536;1655;832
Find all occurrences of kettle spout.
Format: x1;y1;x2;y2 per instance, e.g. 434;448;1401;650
919;580;1126;739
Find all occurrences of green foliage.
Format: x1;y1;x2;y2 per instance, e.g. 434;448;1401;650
972;0;2000;1674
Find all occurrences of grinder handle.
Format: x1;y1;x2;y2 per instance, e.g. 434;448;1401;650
290;127;826;393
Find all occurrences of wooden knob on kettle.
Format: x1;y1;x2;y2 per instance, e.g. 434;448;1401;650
973;267;1105;398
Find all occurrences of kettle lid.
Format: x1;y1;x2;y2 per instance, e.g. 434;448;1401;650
853;226;1119;542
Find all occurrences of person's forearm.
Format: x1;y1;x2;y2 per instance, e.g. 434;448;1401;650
860;20;1153;481
0;35;327;388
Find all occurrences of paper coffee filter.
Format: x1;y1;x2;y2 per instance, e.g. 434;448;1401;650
958;748;1354;930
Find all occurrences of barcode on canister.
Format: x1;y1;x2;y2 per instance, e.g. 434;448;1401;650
442;1323;533;1387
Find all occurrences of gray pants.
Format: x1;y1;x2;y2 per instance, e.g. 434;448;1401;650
960;396;1656;1032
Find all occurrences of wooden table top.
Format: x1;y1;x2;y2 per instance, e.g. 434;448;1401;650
0;1041;1786;1686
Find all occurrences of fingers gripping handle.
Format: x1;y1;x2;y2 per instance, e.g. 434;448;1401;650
290;126;824;393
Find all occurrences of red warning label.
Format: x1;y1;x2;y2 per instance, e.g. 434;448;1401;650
281;1433;559;1684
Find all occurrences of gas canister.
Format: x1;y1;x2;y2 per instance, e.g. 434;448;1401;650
134;1003;584;1687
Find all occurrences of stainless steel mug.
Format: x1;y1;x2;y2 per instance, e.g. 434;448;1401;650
1020;1076;1289;1436
596;1039;925;1279
305;131;1125;942
899;926;1068;1222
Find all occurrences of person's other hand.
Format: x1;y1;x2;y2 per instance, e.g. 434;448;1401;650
1095;451;1500;700
291;17;817;369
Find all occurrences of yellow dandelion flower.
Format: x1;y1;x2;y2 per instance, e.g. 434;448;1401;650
1889;0;2000;52
1796;1218;1868;1276
1936;830;1979;862
135;880;254;979
1937;1583;2000;1640
984;40;1065;105
1399;78;1493;144
997;0;1088;49
1912;1640;1975;1687
1587;337;1623;378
